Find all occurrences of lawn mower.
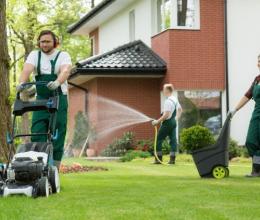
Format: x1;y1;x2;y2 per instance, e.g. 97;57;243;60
0;81;60;198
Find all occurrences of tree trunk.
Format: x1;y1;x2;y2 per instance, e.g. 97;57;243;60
20;1;38;142
178;0;188;26
91;0;95;8
0;0;11;161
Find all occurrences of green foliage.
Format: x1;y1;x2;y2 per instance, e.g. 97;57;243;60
229;139;243;160
101;132;135;157
72;111;94;149
180;125;215;152
242;147;250;158
136;138;170;155
161;137;171;154
120;150;151;162
135;139;154;152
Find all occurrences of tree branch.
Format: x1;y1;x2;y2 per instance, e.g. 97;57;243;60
9;54;25;69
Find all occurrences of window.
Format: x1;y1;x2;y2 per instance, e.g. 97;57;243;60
177;91;222;135
157;0;172;32
129;10;135;42
90;37;95;56
156;0;200;32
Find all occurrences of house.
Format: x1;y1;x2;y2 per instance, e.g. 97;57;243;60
67;0;260;155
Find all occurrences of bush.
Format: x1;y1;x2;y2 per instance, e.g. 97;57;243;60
134;139;153;152
101;132;135;157
229;139;243;160
242;147;250;158
136;138;171;155
180;125;215;152
120;150;151;162
72;111;94;149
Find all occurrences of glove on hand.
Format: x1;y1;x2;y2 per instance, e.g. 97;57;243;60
47;80;60;90
152;120;159;126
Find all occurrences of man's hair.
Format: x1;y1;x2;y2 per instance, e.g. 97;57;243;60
163;84;174;93
37;30;58;47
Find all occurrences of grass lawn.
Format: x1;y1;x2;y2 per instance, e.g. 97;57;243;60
0;155;260;220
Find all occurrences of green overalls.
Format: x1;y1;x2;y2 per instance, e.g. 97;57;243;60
31;50;68;161
246;83;260;162
156;101;177;155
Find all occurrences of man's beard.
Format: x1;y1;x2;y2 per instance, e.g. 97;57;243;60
41;47;54;54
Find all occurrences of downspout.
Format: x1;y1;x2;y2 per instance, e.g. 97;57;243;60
224;0;230;112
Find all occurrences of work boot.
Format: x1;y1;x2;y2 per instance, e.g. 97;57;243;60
168;152;176;164
246;163;260;177
153;155;163;164
168;155;176;165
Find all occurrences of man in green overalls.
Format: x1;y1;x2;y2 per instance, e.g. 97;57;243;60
17;30;72;170
231;55;260;177
152;84;182;164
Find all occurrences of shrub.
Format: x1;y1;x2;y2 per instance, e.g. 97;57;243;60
136;138;171;155
72;111;94;149
120;150;151;162
101;132;135;157
161;138;171;154
242;147;250;158
229;139;243;160
180;125;215;152
134;139;153;152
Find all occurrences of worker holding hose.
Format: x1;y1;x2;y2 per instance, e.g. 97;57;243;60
152;84;182;164
231;54;260;177
17;30;72;170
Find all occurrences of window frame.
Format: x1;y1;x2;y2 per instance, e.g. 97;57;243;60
90;36;96;56
129;9;136;42
155;0;200;33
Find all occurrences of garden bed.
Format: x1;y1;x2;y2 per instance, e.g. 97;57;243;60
60;162;108;174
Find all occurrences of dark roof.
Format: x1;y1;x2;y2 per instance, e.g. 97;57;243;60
67;0;115;34
70;40;167;79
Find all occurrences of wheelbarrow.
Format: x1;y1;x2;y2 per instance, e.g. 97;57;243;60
192;113;232;179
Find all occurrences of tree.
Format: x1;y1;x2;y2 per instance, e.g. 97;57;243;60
72;111;93;149
0;0;11;161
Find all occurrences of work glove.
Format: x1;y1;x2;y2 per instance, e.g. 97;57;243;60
16;83;25;93
47;80;60;91
229;110;237;118
151;120;159;126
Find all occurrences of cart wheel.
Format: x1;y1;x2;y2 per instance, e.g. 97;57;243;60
225;167;229;177
212;166;226;179
49;166;60;194
38;177;49;197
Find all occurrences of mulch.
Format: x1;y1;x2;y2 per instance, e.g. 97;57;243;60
60;162;108;174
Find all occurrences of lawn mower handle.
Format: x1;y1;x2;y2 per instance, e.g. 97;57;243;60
17;81;59;99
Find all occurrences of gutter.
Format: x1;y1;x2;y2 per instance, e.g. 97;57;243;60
67;0;115;34
68;82;88;92
224;0;230;112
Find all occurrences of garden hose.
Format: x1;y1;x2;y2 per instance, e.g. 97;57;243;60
153;126;168;165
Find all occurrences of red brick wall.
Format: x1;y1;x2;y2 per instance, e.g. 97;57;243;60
152;0;225;90
93;77;161;154
68;77;161;155
67;79;98;144
68;87;86;142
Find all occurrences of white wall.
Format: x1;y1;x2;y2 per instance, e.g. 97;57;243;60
227;0;260;144
99;0;153;53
